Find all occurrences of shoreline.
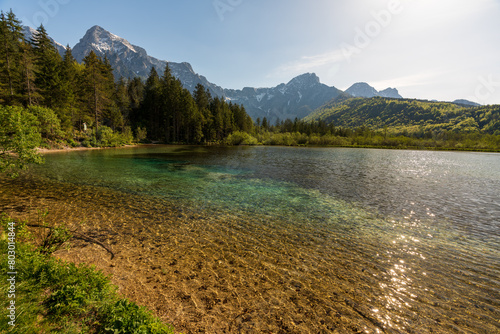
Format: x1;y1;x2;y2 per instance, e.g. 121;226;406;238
36;143;151;154
36;142;500;154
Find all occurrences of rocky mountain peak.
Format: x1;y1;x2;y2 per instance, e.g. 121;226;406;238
286;73;320;88
69;26;225;97
223;73;342;122
346;82;402;99
346;82;379;98
72;25;147;63
379;87;402;99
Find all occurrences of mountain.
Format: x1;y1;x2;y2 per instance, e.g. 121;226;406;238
346;82;402;99
24;25;416;122
453;99;481;107
22;26;66;57
223;73;343;122
379;87;402;99
71;26;342;122
71;25;225;97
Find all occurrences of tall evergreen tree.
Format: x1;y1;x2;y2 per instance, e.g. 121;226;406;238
180;88;202;143
113;77;130;130
127;77;144;127
80;51;113;135
100;55;119;130
127;77;144;110
0;10;24;105
193;83;210;141
165;77;185;142
31;24;63;108
20;37;38;106
59;45;80;130
141;66;162;140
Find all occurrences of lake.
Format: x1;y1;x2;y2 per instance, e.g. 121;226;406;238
1;145;499;333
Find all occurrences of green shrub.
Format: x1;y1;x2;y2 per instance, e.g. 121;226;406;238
98;126;120;147
102;299;174;334
223;131;258;145
121;126;135;144
135;126;148;143
0;105;43;177
28;106;64;140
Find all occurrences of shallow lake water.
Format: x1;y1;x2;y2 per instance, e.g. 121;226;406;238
1;146;499;333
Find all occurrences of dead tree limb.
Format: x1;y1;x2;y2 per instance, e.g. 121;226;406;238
26;224;115;259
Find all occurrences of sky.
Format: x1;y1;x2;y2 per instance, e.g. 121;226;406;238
1;0;500;104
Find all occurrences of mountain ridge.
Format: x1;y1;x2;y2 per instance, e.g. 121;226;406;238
346;82;402;99
224;73;343;122
71;25;226;98
23;24;482;122
70;25;346;121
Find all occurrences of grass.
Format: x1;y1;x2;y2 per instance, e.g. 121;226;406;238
0;216;175;334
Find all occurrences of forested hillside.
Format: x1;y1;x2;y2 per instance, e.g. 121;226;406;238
0;10;253;148
305;97;500;135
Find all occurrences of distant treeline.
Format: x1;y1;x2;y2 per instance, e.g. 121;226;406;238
226;118;500;151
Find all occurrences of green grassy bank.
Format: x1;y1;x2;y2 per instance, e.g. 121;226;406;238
0;216;175;334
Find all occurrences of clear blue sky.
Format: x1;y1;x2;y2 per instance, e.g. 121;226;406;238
2;0;500;104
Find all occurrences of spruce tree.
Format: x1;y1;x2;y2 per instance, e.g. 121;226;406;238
20;37;38;106
59;45;80;130
141;66;161;140
31;24;63;109
80;51;113;136
113;77;130;130
193;84;211;140
0;10;24;105
100;55;119;130
127;77;144;126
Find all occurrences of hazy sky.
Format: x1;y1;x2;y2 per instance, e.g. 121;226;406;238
2;0;500;104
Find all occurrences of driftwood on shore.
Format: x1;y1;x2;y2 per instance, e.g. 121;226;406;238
27;223;115;259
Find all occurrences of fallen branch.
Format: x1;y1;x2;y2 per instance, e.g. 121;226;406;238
26;224;115;259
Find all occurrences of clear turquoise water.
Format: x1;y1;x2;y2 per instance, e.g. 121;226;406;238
11;146;500;332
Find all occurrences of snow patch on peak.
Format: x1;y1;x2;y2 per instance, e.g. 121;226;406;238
83;25;137;55
109;32;137;52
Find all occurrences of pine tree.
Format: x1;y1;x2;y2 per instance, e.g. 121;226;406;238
20;37;38;106
113;77;130;130
127;77;144;110
166;77;185;142
127;77;144;127
31;24;63;109
160;64;176;142
0;10;24;105
141;66;162;140
210;97;225;141
180;88;202;143
100;55;119;130
80;51;113;136
59;45;80;130
193;84;210;141
262;117;269;130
